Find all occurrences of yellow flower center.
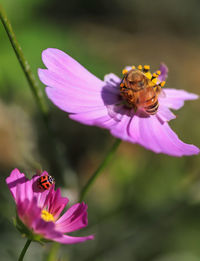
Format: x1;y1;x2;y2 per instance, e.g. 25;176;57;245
41;210;55;222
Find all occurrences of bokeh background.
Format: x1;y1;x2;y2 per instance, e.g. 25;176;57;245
0;0;200;260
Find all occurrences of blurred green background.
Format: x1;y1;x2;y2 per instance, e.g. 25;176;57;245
0;0;200;260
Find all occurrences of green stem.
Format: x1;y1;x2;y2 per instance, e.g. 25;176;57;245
0;5;73;181
18;239;32;261
0;5;49;123
80;139;121;201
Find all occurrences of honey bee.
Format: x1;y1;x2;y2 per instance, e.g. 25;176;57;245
120;67;165;115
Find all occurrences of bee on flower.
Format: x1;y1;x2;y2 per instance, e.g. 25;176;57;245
38;48;199;157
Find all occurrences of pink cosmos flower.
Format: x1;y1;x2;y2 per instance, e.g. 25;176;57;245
38;48;199;157
6;168;94;244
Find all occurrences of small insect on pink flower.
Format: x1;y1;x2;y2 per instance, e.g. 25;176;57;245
38;48;200;157
6;169;94;244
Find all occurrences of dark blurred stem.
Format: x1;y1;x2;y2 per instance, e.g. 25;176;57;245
79;139;121;201
0;5;49;123
0;5;72;180
18;239;31;261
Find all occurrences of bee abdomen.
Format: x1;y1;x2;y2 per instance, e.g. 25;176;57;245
144;100;159;115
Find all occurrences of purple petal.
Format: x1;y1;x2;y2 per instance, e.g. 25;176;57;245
41;48;102;86
38;69;102;93
69;107;116;126
34;218;60;237
110;113;132;140
161;89;198;110
104;73;121;86
56;202;88;233
46;86;105;114
45;188;69;220
53;234;94;244
17;197;41;228
6;169;27;202
127;114;199;156
156;105;176;122
158;63;168;82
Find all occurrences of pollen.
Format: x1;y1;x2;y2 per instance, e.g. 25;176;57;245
144;72;152;80
131;65;136;70
122;69;128;75
160;81;166;87
120;83;124;87
151;78;157;84
156;70;161;76
137;65;143;70
41;210;55;222
144;65;150;71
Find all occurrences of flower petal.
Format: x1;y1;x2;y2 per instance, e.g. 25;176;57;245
34;219;62;240
158;63;168;82
56;202;88;233
104;73;121;86
53;234;94;244
17;197;41;228
127;114;199;156
6;168;27;202
46;86;105;114
38;69;101;93
69;107;118;127
160;89;198;110
110;113;132;140
41;48;102;86
45;188;69;220
156;105;176;122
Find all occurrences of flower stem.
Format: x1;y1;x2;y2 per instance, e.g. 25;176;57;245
79;139;121;201
0;5;74;181
0;4;49;123
18;239;32;261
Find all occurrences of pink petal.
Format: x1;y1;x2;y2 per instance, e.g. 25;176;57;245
56;203;88;233
158;63;168;82
38;69;102;93
30;218;62;241
46;87;105;114
104;73;121;87
45;188;69;220
53;234;94;244
6;169;27;202
156;105;176;122
69;107;115;126
127;114;199;156
160;89;198;110
110;113;132;140
41;48;102;86
17;197;41;229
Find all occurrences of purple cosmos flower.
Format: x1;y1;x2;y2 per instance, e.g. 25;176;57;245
38;48;199;157
6;168;94;244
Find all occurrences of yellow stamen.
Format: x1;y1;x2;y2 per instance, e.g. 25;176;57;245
137;65;142;70
122;69;128;75
120;83;124;87
144;72;152;80
131;65;136;70
152;78;157;84
41;210;55;222
144;65;150;70
156;70;161;75
160;81;166;87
